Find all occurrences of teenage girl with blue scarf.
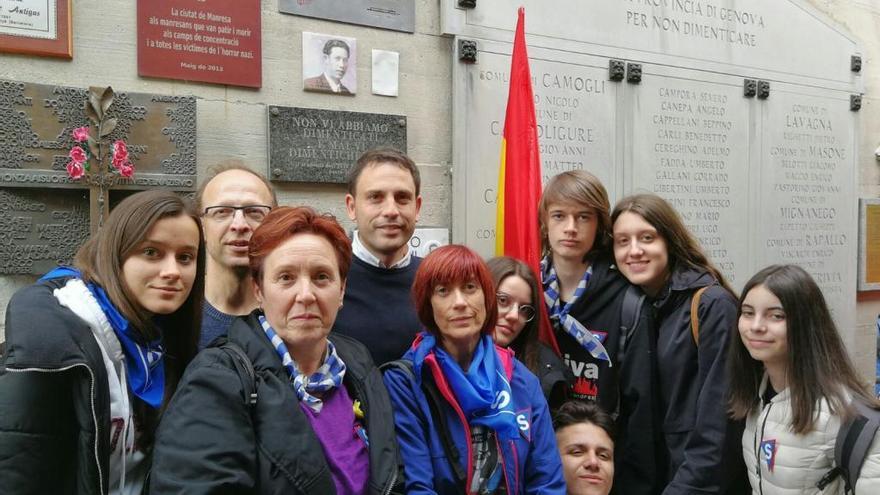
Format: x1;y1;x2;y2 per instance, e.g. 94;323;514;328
0;190;204;495
383;245;565;494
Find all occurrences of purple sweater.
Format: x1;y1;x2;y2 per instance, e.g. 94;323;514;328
300;385;370;495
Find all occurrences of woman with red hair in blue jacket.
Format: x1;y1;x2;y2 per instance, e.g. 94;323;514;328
383;244;565;494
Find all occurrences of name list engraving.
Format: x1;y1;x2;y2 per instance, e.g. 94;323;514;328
763;95;851;300
462;51;616;255
0;189;89;274
632;79;748;283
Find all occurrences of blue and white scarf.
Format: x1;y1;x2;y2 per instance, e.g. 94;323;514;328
540;257;612;365
259;315;346;413
412;332;520;440
40;266;166;408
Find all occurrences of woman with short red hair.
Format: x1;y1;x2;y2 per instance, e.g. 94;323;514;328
151;206;404;494
383;244;565;494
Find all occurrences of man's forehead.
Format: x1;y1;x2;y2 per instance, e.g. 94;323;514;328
204;170;273;201
352;163;412;193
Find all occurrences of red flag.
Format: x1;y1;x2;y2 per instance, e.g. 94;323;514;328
495;8;556;353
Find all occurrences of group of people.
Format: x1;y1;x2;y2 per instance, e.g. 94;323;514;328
1;147;879;495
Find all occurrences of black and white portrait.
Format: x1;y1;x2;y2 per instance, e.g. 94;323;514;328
303;32;357;95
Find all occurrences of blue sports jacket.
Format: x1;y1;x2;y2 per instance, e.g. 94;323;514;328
383;340;565;494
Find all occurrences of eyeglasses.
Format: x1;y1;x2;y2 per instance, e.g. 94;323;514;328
203;205;272;225
496;292;536;322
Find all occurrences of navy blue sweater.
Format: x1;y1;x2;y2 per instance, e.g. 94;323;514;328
333;255;422;365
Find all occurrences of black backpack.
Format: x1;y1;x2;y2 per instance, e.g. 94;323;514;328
817;399;880;494
617;284;646;370
216;338;259;408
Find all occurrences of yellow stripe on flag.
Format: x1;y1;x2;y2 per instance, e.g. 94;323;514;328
495;138;507;255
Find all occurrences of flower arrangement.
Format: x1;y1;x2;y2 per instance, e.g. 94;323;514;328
64;86;136;181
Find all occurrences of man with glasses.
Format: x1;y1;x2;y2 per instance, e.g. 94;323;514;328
197;162;277;349
334;148;422;365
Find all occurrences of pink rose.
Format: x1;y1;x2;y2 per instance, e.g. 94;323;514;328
66;161;85;180
112;140;129;163
118;162;134;178
71;126;89;142
68;146;87;164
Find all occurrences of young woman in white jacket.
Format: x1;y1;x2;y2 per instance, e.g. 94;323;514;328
728;264;880;494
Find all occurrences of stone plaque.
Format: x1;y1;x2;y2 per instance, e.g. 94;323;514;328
267;106;406;184
0;79;197;274
448;1;861;332
442;0;859;88
452;40;618;256
630;74;751;285
758;89;856;321
0;188;89;275
279;0;414;33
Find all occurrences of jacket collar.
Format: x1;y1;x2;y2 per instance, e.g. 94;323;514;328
653;267;716;308
758;372;790;404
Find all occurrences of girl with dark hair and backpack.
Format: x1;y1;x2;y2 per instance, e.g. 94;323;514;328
0;190;204;495
611;193;746;494
729;264;880;494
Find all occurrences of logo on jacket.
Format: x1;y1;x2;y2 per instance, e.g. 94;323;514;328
572;376;598;398
516;407;531;441
760;438;777;472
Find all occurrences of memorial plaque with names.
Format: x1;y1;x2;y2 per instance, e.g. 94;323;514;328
268;106;406;184
137;0;262;88
630;75;750;285
279;0;414;34
759;90;856;316
453;40;618;256
447;0;861;334
0;188;89;274
0;79;197;274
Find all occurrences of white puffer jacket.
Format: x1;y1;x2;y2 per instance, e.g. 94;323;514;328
743;374;880;494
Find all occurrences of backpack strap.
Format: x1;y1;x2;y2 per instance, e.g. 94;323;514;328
381;359;467;492
617;285;646;370
217;338;258;408
837;399;880;493
690;286;709;347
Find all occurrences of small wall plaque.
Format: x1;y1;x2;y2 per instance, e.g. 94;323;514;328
279;0;414;33
0;0;72;58
268;106;406;184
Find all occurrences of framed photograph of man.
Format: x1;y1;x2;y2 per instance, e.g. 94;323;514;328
0;0;72;58
303;32;356;95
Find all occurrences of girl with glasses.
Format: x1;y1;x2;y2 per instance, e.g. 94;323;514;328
489;256;572;410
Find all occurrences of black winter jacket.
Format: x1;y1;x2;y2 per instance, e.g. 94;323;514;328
543;256;629;412
0;277;113;495
150;311;405;494
614;268;746;495
535;343;572;410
